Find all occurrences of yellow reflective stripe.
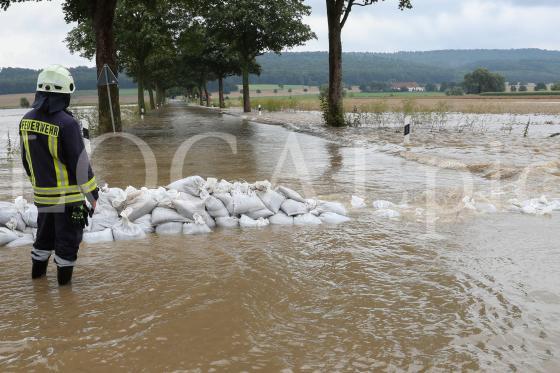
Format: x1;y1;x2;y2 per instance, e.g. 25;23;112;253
33;194;85;205
48;135;62;186
33;185;81;195
80;177;97;193
22;130;36;185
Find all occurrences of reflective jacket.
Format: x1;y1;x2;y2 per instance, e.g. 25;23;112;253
19;108;98;206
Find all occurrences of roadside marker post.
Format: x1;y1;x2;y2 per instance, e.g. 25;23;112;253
97;64;119;133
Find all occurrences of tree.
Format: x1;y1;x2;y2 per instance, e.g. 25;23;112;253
325;0;412;126
462;68;506;94
535;82;547;91
510;85;517;92
207;0;315;113
2;0;122;133
425;83;437;92
519;84;528;92
551;83;560;91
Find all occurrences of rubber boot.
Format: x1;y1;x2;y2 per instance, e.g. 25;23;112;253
57;266;74;286
32;259;48;279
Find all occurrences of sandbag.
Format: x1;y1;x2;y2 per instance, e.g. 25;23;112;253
239;214;270;228
215;216;239;228
173;196;215;228
351;196;366;208
135;214;154;233
150;187;179;208
155;222;184;235
268;212;294;225
246;208;274;220
151;207;187;226
213;193;234;215
112;213;146;241
257;189;286;214
276;186;305;203
167;175;206;196
204;195;230;218
0;202;18;226
0;227;19;246
316;201;347;216
90;203;120;232
125;189;158;222
280;199;308;216
83;228;114;244
232;190;269;216
319;212;351;224
6;233;35;248
183;215;212;235
16;199;38;228
294;213;322;226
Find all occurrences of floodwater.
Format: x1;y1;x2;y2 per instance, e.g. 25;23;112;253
0;104;559;371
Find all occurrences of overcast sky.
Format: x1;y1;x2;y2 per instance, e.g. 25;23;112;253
0;0;559;68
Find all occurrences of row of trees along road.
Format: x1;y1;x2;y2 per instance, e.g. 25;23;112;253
1;0;415;130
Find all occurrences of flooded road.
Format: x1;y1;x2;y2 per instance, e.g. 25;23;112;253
1;104;559;371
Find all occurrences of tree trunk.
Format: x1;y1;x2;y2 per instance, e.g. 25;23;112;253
218;76;225;108
326;1;345;127
137;76;145;115
198;85;203;106
155;82;161;107
92;0;121;133
242;59;251;113
148;86;155;110
204;83;210;107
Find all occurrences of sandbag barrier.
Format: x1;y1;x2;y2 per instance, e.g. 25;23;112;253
0;177;352;246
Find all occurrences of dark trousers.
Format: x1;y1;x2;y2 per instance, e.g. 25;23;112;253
32;206;83;267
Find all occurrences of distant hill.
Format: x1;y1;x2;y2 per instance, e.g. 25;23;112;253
3;49;560;95
238;48;560;86
0;66;136;95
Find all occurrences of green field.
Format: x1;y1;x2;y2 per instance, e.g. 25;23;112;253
347;91;446;98
236;84;309;91
72;88;139;97
480;91;560;97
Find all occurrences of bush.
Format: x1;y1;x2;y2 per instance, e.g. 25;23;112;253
256;89;262;94
519;85;528;92
19;97;30;108
551;83;560;91
535;82;548;91
273;89;278;94
445;87;464;96
303;88;308;92
287;88;292;93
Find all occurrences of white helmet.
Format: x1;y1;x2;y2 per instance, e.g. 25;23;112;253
37;65;76;94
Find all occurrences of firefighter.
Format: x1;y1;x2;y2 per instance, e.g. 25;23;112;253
19;65;98;286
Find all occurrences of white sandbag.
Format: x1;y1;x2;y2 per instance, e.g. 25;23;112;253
151;207;187;225
276;186;305;203
319;212;351;224
239;214;270;228
112;212;146;241
90;203;120;232
475;202;497;214
257;189;286;214
280;199;308;216
173;196;216;228
150;187;179;208
293;213;322;226
0;202;18;227
135;214;154;233
155;222;184;235
183;215;212;235
373;200;396;210
0;227;19;246
246;208;274;219
231;181;252;194
167;176;206;196
213;193;234;215
351;196;366;208
214;179;233;193
83;228;114;244
124;189;158;222
21;204;38;228
232;190;269;216
204;195;230;218
6;233;34;248
316;201;347;216
106;187;127;211
268;212;294;225
373;209;400;219
215;216;239;228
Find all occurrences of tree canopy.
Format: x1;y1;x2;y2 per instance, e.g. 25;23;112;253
462;68;506;94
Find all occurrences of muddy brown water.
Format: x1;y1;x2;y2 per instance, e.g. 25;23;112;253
0;104;559;371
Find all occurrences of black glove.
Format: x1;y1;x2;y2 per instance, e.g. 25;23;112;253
70;204;89;229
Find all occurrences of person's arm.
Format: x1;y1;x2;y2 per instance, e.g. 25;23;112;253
59;119;98;206
19;123;31;177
